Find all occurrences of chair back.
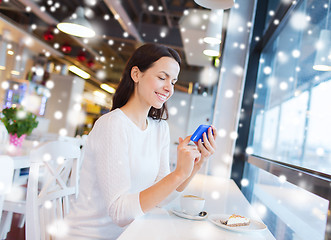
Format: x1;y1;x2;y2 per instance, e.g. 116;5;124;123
0;155;14;220
25;141;81;240
0;121;8;145
58;135;88;197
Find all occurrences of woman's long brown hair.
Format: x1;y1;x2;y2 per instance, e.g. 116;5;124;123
111;43;181;120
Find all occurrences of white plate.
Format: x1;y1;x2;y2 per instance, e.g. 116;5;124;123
208;214;267;233
170;209;208;220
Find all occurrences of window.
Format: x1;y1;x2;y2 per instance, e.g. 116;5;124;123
239;0;331;239
248;0;331;175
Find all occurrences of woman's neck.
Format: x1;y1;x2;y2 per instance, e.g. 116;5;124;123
120;98;150;130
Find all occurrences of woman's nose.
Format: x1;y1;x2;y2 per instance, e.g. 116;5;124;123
164;80;173;90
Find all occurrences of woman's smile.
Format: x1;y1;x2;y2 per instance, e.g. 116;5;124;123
155;92;168;102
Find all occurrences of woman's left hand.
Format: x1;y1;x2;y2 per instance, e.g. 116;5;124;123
193;126;217;171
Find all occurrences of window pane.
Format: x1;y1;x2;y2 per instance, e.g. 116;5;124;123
248;0;331;175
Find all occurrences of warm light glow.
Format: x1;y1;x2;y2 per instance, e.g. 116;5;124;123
68;65;90;79
313;64;331;71
203;49;219;57
100;83;116;94
7;50;14;55
188;82;193;94
93;90;106;99
11;70;20;75
57;22;95;38
0;66;5;70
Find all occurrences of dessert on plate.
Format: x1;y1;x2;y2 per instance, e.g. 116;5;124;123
220;214;250;227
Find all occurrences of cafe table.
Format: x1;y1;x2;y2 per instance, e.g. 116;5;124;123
118;174;276;240
0;141;36;169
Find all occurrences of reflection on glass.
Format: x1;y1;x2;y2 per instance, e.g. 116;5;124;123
248;0;331;175
242;164;328;240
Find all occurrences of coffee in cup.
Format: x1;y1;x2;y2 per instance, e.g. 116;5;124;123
180;194;205;216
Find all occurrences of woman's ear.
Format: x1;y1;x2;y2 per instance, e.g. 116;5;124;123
131;66;140;83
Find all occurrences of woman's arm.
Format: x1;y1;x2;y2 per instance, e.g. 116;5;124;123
139;135;200;213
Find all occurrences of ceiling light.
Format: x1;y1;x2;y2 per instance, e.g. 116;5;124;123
68;65;90;79
11;70;20;75
203;43;220;57
203;10;223;45
57;7;95;38
100;83;116;94
194;0;234;10
7;50;14;55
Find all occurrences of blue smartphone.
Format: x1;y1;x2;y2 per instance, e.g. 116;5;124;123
190;125;212;142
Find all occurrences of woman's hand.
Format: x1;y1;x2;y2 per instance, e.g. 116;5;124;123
174;135;201;180
193;126;217;172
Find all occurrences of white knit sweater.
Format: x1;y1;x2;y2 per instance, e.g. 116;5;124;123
65;108;174;240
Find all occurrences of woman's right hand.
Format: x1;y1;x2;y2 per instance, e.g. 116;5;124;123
174;135;201;180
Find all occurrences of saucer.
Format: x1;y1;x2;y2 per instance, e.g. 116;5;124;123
170;209;208;220
208;214;267;233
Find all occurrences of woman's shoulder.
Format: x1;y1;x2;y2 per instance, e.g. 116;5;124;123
94;109;126;127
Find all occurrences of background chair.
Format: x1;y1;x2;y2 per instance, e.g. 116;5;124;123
26;140;81;240
0;155;14;220
0;141;81;240
0;122;8;152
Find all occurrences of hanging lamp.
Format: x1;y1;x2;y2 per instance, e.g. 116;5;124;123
203;10;223;45
194;0;234;10
203;43;220;57
57;7;95;38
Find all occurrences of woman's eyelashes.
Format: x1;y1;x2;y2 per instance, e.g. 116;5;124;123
158;76;176;85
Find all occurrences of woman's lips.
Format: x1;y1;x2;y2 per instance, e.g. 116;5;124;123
155;92;168;102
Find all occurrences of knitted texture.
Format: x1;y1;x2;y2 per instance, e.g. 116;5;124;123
64;109;171;239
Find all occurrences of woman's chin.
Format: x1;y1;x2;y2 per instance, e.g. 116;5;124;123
152;103;164;109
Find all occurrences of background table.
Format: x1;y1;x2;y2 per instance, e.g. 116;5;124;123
118;174;276;240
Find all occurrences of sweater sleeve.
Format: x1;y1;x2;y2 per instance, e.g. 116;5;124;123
155;120;171;182
92;115;144;227
155;121;180;206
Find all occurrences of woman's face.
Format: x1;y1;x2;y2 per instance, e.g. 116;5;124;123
133;56;180;109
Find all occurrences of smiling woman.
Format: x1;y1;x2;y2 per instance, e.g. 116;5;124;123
62;43;217;240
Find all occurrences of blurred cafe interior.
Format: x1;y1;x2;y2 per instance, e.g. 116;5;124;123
0;0;330;239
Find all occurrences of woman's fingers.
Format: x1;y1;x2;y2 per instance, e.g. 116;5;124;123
198;127;216;157
208;126;217;147
198;138;210;157
178;135;191;148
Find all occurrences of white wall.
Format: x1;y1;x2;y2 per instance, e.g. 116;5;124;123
167;90;213;171
44;74;85;137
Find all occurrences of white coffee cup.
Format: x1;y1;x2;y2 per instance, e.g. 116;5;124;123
180;194;205;216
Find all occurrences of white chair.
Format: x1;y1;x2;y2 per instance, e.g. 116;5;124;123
0;156;14;240
0;141;81;240
0;155;14;220
26;141;81;240
0;122;8;148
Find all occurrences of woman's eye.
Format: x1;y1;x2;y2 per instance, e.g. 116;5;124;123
158;77;165;80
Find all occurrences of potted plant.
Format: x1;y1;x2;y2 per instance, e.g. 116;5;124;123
0;107;39;147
